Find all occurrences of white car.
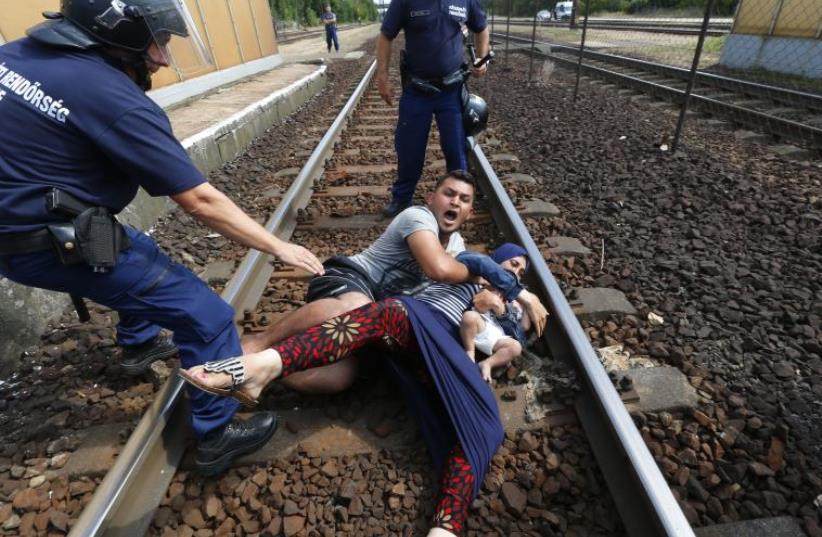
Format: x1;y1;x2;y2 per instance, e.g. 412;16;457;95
554;1;573;20
536;9;552;22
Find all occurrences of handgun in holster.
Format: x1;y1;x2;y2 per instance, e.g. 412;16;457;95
45;187;130;273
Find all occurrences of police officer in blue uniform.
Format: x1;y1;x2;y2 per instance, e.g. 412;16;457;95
377;0;490;217
0;0;324;475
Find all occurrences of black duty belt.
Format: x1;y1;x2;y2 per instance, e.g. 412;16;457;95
0;229;54;256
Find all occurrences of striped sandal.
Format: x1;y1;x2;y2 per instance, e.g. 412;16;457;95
178;357;258;408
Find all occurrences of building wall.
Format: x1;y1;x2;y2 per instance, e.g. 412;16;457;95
732;0;822;39
0;0;279;89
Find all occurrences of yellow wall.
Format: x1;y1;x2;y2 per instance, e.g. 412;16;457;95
733;0;822;38
0;0;279;89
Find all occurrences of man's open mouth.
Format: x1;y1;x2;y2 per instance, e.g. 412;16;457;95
443;209;458;223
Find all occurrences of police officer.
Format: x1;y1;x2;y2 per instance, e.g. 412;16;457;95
0;0;324;475
377;0;490;217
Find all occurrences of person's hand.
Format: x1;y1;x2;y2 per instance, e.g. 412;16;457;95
479;361;493;384
517;289;548;337
471;62;488;78
274;242;324;275
377;72;393;106
473;289;504;315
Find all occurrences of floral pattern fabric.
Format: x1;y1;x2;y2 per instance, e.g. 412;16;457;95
271;298;476;534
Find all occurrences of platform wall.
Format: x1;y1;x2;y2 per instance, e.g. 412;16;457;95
0;0;278;89
721;0;822;79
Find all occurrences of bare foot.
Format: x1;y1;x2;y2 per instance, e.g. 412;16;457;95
184;349;283;401
479;361;493;384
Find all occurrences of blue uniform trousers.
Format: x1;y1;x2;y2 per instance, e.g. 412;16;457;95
116;315;161;346
392;84;467;205
0;226;239;437
325;26;339;51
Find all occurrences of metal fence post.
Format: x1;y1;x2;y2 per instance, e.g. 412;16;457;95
671;0;716;153
572;0;591;103
528;0;538;83
504;0;512;64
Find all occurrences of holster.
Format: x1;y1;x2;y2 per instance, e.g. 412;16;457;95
73;207;130;273
44;189;130;272
46;223;84;266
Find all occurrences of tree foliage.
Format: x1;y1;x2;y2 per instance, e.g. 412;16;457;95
485;0;738;18
268;0;379;26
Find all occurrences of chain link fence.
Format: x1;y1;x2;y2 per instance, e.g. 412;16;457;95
488;0;822;153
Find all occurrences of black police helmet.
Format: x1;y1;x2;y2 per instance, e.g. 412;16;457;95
28;0;188;52
462;93;489;137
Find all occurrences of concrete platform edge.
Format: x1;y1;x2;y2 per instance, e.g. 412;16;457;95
0;65;329;376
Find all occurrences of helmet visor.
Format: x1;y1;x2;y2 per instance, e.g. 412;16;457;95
143;0;213;77
97;0;213;76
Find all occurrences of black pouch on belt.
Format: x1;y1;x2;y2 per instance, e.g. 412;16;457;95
46;223;84;265
73;207;128;273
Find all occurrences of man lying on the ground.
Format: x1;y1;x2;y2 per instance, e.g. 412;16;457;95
242;170;548;393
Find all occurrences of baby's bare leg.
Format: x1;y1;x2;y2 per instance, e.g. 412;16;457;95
459;310;485;361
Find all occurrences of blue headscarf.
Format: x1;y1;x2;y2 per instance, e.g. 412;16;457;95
491;243;529;275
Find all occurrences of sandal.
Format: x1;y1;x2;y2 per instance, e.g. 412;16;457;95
178;356;258;408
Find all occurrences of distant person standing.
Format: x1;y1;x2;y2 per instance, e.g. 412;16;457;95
321;5;340;53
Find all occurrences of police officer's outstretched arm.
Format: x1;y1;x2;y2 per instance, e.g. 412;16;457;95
172;183;325;275
375;33;393;106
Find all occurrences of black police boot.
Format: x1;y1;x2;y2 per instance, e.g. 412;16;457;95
195;412;279;476
120;335;179;376
382;198;410;218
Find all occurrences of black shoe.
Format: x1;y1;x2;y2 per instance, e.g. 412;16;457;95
382;198;410;218
195;412;279;476
120;335;179;376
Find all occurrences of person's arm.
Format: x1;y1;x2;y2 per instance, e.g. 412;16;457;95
171;182;324;275
515;289;547;337
471;28;490;77
456;251;521;301
376;33;394;105
406;230;472;283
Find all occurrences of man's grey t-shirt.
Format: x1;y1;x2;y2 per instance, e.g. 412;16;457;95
348;206;465;296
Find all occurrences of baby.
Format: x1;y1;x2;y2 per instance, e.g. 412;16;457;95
460;243;532;383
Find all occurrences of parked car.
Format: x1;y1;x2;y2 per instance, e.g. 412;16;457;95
536;9;552;22
554;1;573;20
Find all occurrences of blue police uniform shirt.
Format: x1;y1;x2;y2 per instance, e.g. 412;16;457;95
0;38;207;235
381;0;486;80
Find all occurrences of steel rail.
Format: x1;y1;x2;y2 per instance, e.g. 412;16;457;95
505;19;728;36
500;32;822;113
495;33;822;149
548;51;822;149
548;42;822;113
468;141;696;537
68;60;378;537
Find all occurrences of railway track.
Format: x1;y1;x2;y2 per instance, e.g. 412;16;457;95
57;56;699;536
495;32;822;152
276;24;358;45
493;18;729;36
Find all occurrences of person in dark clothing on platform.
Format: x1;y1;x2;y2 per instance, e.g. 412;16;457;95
0;0;323;475
376;0;490;217
321;5;339;53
